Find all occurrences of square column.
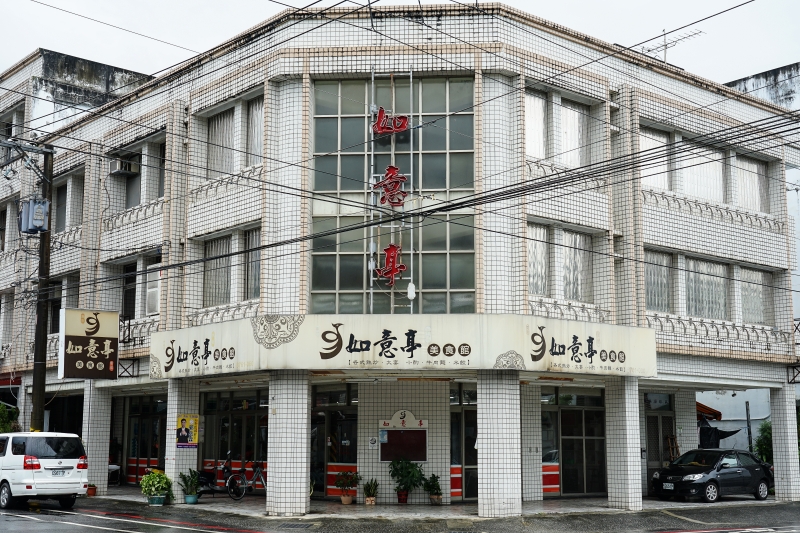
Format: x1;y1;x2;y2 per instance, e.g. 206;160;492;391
477;370;521;517
674;390;698;455
266;370;310;516
520;383;542;501
81;381;112;495
770;384;800;501
605;376;641;510
164;379;200;501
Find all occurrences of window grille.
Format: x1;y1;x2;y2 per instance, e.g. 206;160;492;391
686;258;728;320
203;237;231;308
645;250;672;313
122;263;137;320
207;108;235;179
244;228;261;301
737;156;768;213
741;268;772;325
561;100;589;169
246;96;264;167
48;282;62;335
527;223;548;296
54;185;67;233
146;263;161;316
563;231;592;302
684;143;725;203
639;128;670;190
525;91;546;160
157;143;166;198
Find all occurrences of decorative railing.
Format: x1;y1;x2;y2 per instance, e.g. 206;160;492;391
641;188;784;234
645;312;792;345
189;165;264;205
103;198;164;231
46;333;59;359
0;343;11;361
525;157;607;190
120;315;160;350
187;300;260;327
528;298;611;323
51;225;82;248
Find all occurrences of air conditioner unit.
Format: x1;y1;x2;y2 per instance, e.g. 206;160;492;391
146;263;162;316
109;158;140;177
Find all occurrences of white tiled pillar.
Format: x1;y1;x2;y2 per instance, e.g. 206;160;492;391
18;372;32;430
520;383;542;501
770;383;800;501
674;390;697;455
605;376;641;511
477;370;521;517
266;370;310;516
164;378;200;501
81;381;112;495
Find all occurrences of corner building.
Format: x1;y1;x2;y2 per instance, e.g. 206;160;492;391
1;4;799;517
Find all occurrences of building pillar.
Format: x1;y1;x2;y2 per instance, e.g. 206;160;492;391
164;378;200;501
266;370;310;516
770;383;800;501
520;383;542;501
81;381;112;495
605;376;641;511
674;390;697;455
477;370;521;517
18;372;32;430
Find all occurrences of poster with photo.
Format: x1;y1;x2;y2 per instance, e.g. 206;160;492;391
176;414;199;448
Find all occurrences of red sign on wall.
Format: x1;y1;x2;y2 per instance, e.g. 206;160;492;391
371;107;409;135
373;166;408;207
375;243;407;287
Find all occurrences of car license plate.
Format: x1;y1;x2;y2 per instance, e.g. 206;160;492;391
662;482;674;490
51;470;66;477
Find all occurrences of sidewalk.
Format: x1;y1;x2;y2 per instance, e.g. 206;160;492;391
97;485;778;521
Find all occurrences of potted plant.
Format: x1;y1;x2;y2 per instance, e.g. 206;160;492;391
140;471;173;506
388;458;424;504
86;484;97;497
363;478;378;505
334;471;362;505
423;474;442;505
177;470;199;504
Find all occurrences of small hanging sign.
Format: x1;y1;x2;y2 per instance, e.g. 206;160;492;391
371;107;409;135
375;243;406;287
373;165;408;207
379;410;427;429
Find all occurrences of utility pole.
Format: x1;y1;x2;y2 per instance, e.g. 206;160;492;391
30;144;53;432
0;139;54;432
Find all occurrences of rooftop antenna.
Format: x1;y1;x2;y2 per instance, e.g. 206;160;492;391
641;28;704;63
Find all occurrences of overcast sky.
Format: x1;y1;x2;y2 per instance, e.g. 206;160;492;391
2;0;798;84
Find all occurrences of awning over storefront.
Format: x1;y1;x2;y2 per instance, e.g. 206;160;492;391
150;314;657;380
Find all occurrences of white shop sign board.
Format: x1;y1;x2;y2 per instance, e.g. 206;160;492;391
149;314;656;379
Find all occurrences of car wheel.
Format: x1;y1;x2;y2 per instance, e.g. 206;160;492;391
702;481;719;503
0;482;13;509
754;480;769;500
59;494;77;509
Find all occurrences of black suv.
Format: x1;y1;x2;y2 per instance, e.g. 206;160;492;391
651;449;773;503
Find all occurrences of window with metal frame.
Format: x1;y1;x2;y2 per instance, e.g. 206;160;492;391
639;127;670;190
203;237;231;308
525;90;547;160
246;96;264;167
683;143;725;203
685;257;728;320
737;156;768;213
244;228;261;301
561;100;589;169
207;108;235;179
527;223;549;297
645;250;672;313
563;230;592;303
740;267;773;325
54;184;67;233
122;263;137;320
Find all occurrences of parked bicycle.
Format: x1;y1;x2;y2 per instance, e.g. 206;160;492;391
197;451;234;498
227;459;267;500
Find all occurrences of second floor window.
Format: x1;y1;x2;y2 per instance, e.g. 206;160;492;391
527;223;549;296
124;154;142;209
203;237;231;308
737;156;768;213
157;143;166;198
122;263;137;320
684;143;724;203
563;230;592;302
246;96;264;167
741;268;773;325
244;228;261;301
525;90;546;160
639;128;670;190
561;100;589;169
207;109;235;179
645;250;672;313
54;184;67;232
685;258;727;320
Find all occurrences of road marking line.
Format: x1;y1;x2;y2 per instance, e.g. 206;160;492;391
0;512;42;520
52;510;258;533
661;510;715;525
59;520;140;533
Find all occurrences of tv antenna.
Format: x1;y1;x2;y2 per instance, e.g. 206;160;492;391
641;29;704;64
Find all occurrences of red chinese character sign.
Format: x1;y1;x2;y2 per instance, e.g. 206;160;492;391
371;107;409;135
375;243;407;287
373;165;408;207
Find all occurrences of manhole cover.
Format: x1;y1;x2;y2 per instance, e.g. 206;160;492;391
278;524;313;530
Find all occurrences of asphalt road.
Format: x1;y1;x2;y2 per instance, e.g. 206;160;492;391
1;497;800;533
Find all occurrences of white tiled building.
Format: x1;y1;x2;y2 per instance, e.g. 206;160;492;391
1;3;798;518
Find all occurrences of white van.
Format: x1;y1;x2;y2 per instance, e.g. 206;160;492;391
0;432;89;509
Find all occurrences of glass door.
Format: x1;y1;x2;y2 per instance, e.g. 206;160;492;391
462;408;478;499
559;409;606;494
310;413;326;496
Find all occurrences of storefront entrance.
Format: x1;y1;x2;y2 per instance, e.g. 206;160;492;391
126;395;167;483
310;385;358;498
450;383;478;500
644;393;676;484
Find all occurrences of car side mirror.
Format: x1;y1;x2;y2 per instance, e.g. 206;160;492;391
716;464;724;471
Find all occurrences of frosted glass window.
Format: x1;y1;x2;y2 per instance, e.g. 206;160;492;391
645;251;671;313
685;258;727;320
525;91;546;160
246;96;264;167
639;128;670;190
741;268;772;325
563;231;592;302
683;144;725;203
244;229;261;301
527;224;548;296
737;156;768;213
203;237;231;308
207;108;235;179
561;100;589;169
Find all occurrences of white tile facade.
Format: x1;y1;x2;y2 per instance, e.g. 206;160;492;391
605;376;641;510
81;380;112;495
770;383;800;501
164;378;200;501
520;383;543;501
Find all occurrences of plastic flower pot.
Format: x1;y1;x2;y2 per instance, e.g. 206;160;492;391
340;495;353;505
184;494;198;504
86;486;97;497
147;494;166;506
365;496;376;505
396;490;409;504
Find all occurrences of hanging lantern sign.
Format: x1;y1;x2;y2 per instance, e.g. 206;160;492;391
375;243;407;287
372;107;409;135
373;165;408;207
